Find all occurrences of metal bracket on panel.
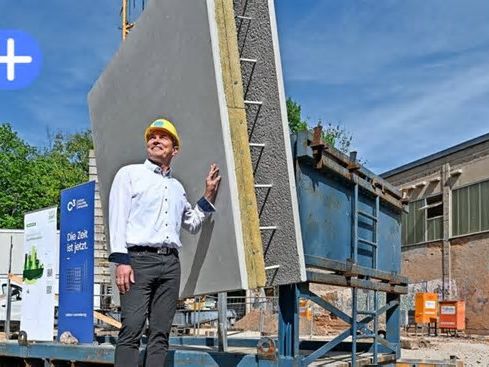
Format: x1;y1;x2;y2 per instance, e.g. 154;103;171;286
236;15;252;20
245;100;263;139
259;226;278;245
254;184;273;188
264;265;280;286
240;57;257;63
236;14;253;57
240;58;257;97
249;143;265;175
254;184;273;217
260;226;277;258
260;226;277;231
244;100;263;105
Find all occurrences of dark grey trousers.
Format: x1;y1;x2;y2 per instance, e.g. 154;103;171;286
114;250;180;367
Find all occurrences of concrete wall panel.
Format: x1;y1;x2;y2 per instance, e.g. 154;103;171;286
89;0;250;298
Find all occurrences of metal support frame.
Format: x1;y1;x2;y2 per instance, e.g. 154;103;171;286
350;182;385;366
0;282;401;367
276;283;400;366
274;178;402;366
278;284;299;366
217;292;228;352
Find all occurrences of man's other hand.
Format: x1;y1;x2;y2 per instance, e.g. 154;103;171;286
116;264;135;294
204;163;221;204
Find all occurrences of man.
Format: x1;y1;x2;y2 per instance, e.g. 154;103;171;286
108;118;221;367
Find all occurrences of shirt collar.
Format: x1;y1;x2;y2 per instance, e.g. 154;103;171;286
144;159;172;177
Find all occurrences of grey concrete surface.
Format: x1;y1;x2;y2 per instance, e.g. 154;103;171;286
88;0;249;297
233;0;306;285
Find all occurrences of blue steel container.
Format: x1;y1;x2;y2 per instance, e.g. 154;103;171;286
292;131;404;275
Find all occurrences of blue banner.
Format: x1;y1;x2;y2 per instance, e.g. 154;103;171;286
58;181;95;343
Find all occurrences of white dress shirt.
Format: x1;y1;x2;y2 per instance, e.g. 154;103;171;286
108;160;214;262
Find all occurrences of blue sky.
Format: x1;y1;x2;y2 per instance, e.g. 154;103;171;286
276;0;489;172
1;1;489;173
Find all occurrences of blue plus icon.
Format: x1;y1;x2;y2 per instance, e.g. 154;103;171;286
0;30;42;90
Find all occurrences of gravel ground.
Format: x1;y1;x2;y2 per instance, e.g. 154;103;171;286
401;335;489;366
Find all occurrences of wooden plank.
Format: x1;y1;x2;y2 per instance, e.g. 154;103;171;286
305;255;348;272
305;255;408;285
345;260;408;285
93;311;121;329
306;271;408;294
215;0;266;288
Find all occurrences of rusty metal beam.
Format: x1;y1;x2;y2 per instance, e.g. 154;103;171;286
305;255;408;285
306;271;408;294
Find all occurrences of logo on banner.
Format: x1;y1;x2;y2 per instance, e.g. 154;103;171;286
67;198;89;211
0;30;42;90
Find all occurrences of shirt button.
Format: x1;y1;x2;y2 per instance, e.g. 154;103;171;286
165;211;168;214
165;198;168;201
166;223;168;226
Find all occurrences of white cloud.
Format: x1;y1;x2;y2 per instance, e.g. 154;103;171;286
351;63;489;171
277;0;489;173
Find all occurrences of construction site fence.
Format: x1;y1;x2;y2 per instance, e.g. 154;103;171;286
169;295;355;338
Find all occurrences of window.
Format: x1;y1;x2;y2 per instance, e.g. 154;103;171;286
402;199;425;245
402;179;489;243
402;195;443;246
426;195;443;242
452;180;489;237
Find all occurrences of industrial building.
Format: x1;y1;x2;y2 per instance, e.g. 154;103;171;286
382;132;489;334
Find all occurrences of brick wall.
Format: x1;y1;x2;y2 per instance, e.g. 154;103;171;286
401;233;489;334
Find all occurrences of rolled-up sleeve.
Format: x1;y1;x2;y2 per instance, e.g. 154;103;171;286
181;196;215;234
108;168;132;263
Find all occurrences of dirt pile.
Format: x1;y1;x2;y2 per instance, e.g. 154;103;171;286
232;309;350;336
233;310;278;334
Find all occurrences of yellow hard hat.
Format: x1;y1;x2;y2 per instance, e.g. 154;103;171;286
145;118;181;148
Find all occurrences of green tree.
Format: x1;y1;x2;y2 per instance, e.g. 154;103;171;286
0;124;93;228
320;121;353;155
286;97;308;133
0;125;38;228
286;97;354;155
46;129;93;181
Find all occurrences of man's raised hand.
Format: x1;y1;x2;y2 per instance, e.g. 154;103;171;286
204;163;221;204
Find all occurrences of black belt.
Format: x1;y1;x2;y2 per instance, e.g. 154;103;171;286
128;246;178;255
